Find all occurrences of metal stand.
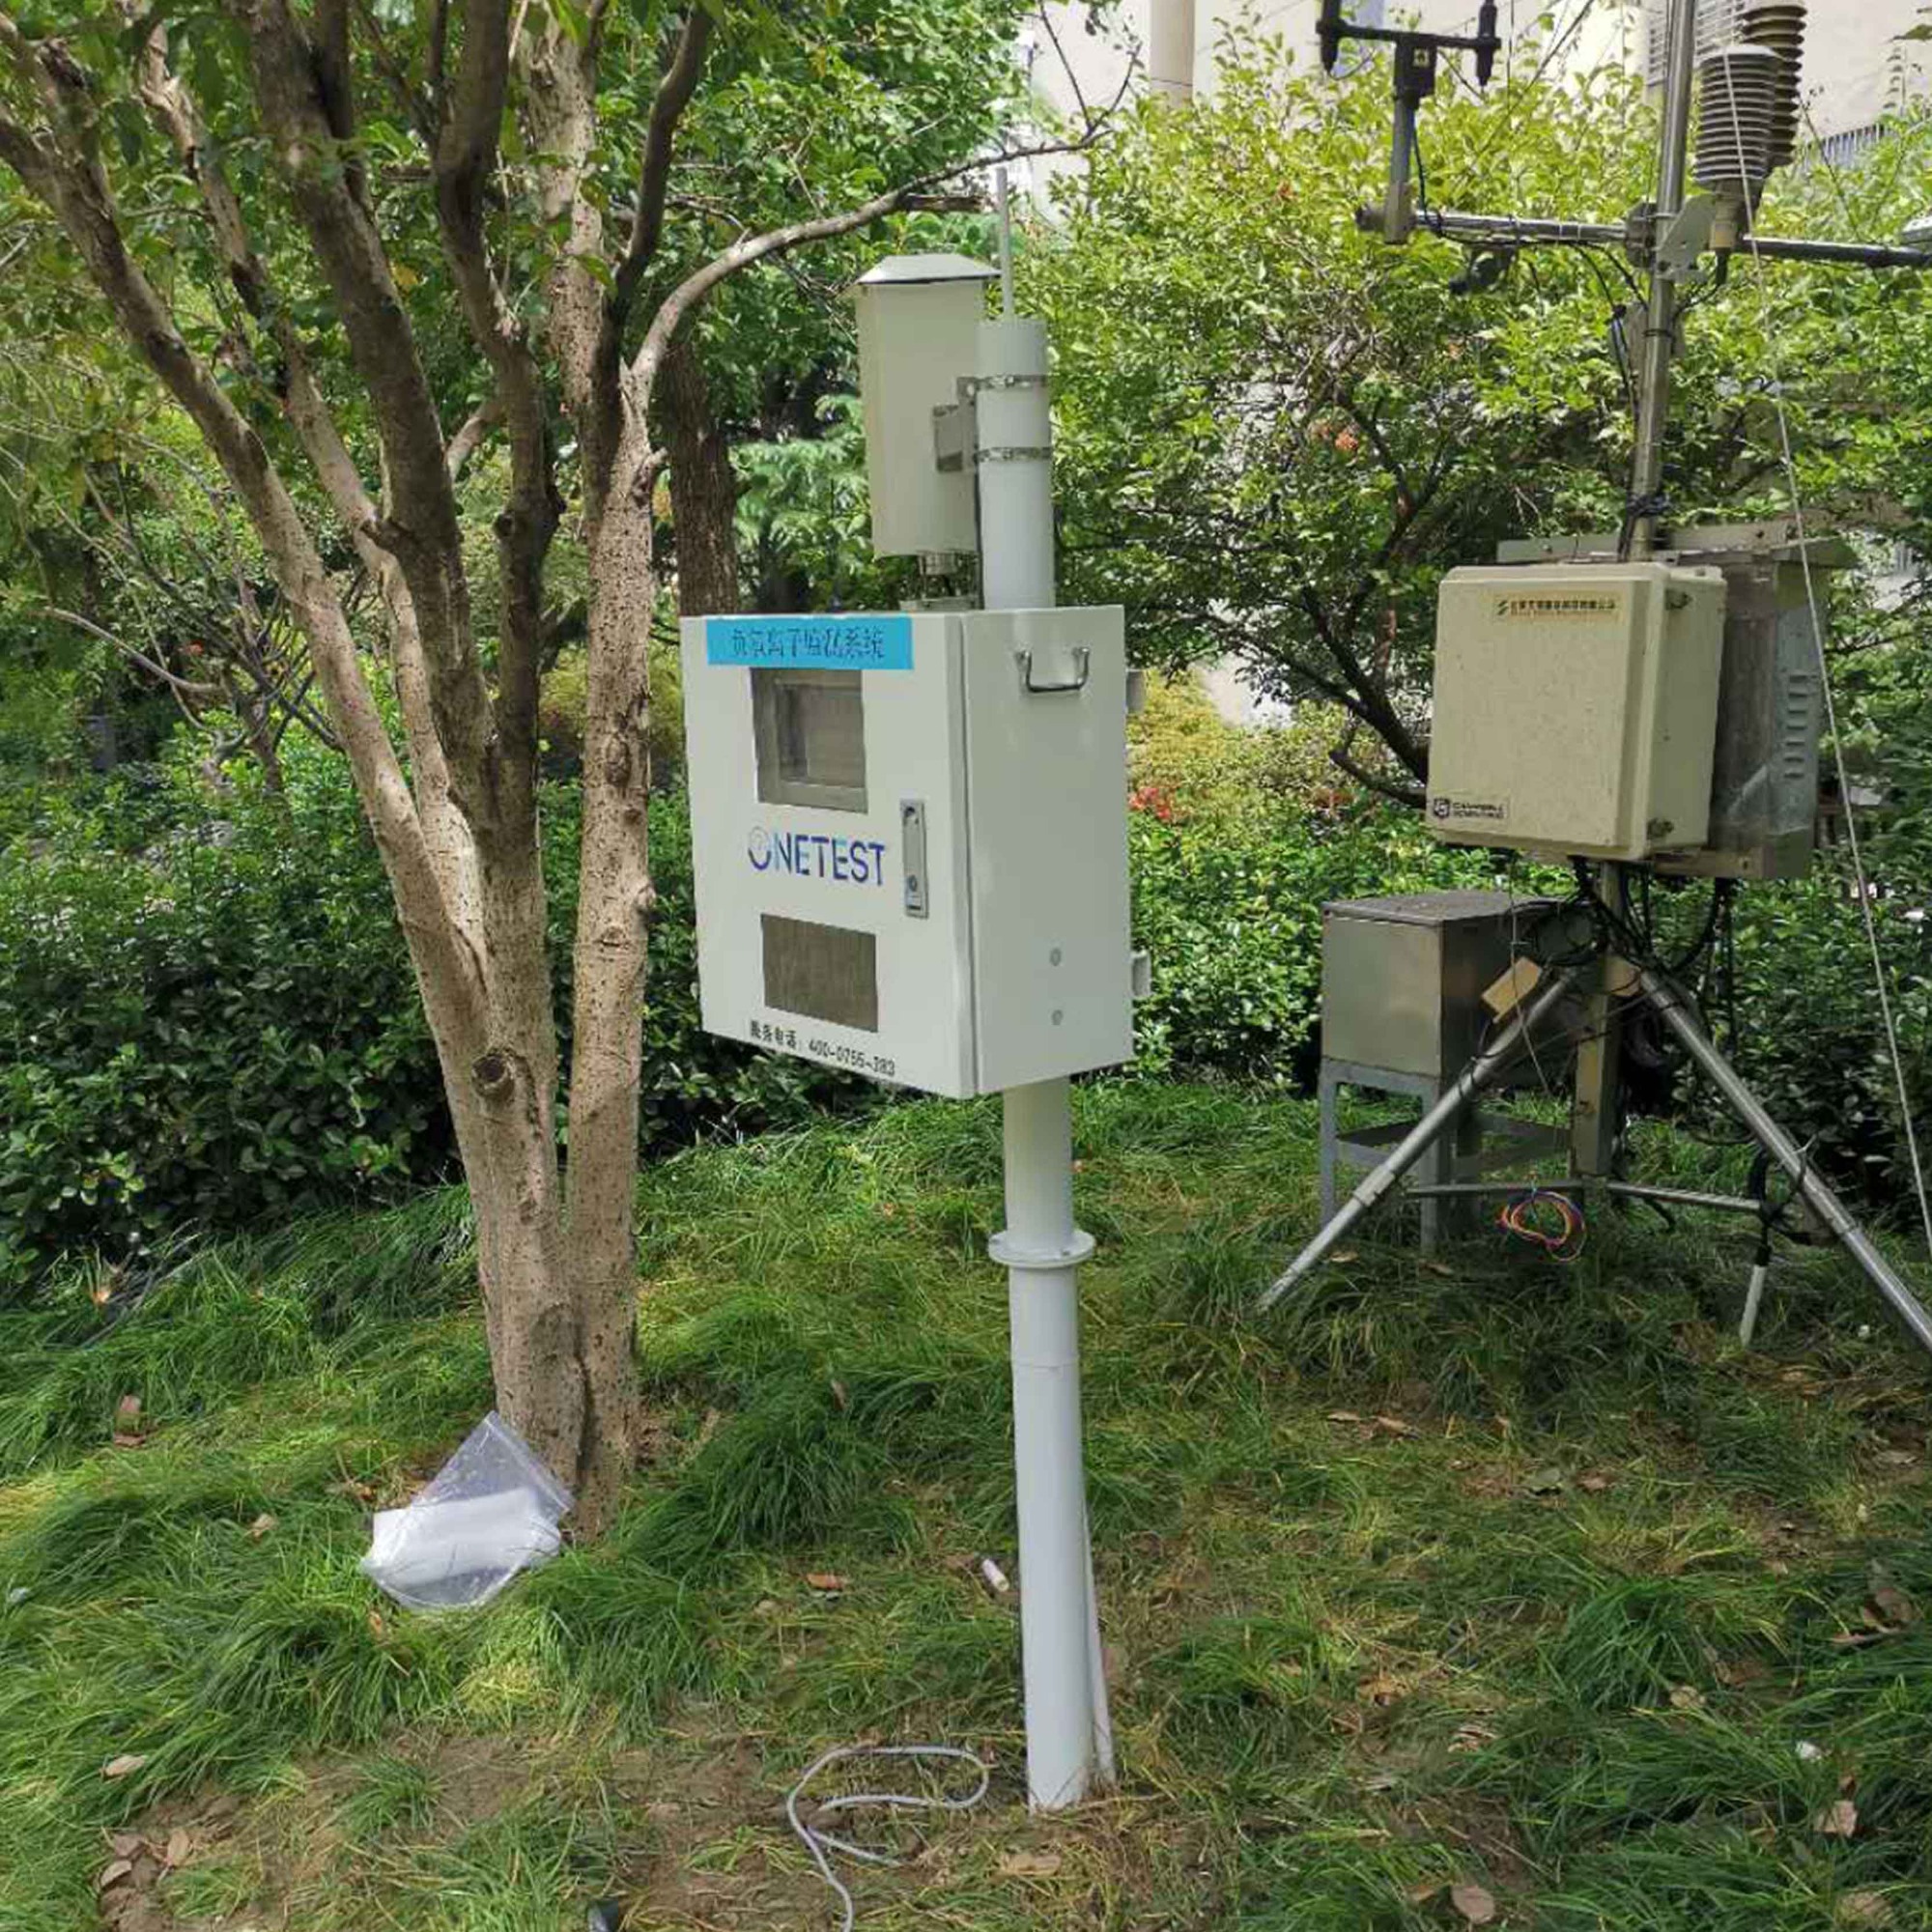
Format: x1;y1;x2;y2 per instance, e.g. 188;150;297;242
1321;1060;1481;1254
979;170;1112;1811
1262;964;1932;1360
1260;968;1580;1312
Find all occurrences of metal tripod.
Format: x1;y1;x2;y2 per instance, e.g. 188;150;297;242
1258;960;1932;1358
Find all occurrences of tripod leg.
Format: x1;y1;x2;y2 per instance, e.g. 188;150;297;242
1638;968;1932;1358
1739;1259;1770;1347
1258;969;1578;1314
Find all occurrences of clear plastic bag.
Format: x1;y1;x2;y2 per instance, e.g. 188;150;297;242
359;1411;573;1611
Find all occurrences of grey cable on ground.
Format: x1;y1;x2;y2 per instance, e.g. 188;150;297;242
786;1744;992;1932
1717;82;1932;1260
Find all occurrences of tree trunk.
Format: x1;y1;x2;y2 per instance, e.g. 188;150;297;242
661;334;740;616
554;432;661;1534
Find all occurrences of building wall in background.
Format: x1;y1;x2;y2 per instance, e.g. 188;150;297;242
1035;0;1637;120
1641;0;1929;143
1041;3;1921;138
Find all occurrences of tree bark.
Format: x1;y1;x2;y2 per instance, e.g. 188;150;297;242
561;432;660;1527
660;334;740;616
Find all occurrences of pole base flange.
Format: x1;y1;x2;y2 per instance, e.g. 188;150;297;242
989;1229;1096;1271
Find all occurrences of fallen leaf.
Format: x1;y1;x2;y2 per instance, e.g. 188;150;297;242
109;1833;143;1859
96;1861;134;1892
1404;1879;1444;1904
1451;1880;1498;1924
327;1477;377;1504
1578;1472;1612;1493
1837;1890;1894;1927
1869;1585;1918;1628
164;1828;192;1868
1450;1722;1497;1753
998;1850;1063;1879
1813;1799;1859;1838
830;1379;849;1409
1372;1415;1419;1437
366;1609;388;1642
1362;1771;1401;1792
102;1754;149;1780
1668;1684;1706;1712
1874;1449;1917;1468
1524;1466;1568;1495
1326;1410;1364;1425
1421;1260;1456;1278
1329;1250;1360;1265
111;1434;145;1450
247;1513;277;1541
1358;1672;1406;1705
805;1572;849;1593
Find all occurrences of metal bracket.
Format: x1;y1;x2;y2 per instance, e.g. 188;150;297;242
933;401;973;475
1657;195;1717;279
1015;645;1091;695
978;445;1054;466
963;372;1049;394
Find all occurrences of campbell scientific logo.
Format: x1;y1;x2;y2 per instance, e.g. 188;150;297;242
1430;796;1508;823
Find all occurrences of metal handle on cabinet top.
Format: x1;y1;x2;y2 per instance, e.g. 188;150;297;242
1014;645;1091;696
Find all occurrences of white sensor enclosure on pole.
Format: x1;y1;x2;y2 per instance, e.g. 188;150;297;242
679;607;1131;1097
681;244;1122;1813
852;254;995;557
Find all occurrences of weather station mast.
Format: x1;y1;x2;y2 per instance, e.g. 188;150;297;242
1264;2;1932;1357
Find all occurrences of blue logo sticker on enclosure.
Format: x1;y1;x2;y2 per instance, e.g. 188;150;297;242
705;612;914;671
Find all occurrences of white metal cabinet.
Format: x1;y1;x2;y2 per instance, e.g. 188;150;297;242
681;607;1132;1099
1427;563;1725;862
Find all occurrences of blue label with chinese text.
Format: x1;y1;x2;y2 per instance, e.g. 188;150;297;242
705;612;913;671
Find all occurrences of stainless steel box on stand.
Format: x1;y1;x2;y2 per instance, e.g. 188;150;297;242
1320;892;1568;1249
1322;892;1557;1076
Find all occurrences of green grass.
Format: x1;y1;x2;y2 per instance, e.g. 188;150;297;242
3;1081;1931;1929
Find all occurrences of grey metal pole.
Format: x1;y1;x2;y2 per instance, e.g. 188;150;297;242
979;169;1112;1811
1384;99;1417;247
1638;968;1932;1357
1257;969;1579;1314
1627;0;1700;561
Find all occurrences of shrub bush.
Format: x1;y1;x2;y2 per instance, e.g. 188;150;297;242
0;739;859;1292
1126;793;1508;1086
0;749;441;1287
5;709;1926;1284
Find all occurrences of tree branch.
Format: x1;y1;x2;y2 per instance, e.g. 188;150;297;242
632;124;1122;391
610;10;715;325
432;0;556;798
237;0;495;808
1330;741;1426;808
0;50;485;1024
446;395;504;479
47;607;220;701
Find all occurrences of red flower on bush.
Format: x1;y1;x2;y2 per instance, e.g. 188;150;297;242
1129;781;1179;823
